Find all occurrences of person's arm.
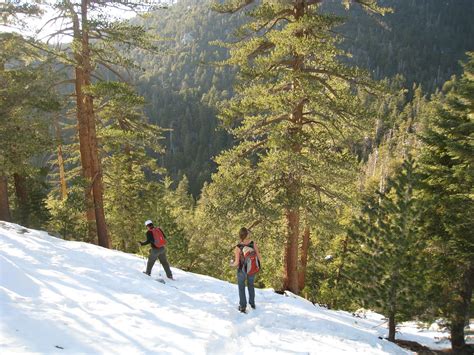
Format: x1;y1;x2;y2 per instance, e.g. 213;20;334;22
231;247;240;267
140;230;153;246
254;242;262;264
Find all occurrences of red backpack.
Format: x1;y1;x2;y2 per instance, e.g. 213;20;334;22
239;241;260;275
151;227;167;248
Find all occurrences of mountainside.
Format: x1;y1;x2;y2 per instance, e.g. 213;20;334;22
330;0;474;90
0;221;452;353
130;0;474;195
131;0;240;194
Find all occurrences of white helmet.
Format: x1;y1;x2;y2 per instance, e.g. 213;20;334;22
144;220;153;227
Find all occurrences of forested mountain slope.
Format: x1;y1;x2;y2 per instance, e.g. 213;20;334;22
332;0;474;90
131;0;474;195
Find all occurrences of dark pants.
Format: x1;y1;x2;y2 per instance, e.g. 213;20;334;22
146;247;172;278
237;270;255;309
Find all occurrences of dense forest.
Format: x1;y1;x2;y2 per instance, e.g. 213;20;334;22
131;0;474;195
1;0;473;352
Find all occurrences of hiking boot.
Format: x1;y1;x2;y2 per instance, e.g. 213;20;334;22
238;306;246;313
143;271;150;276
250;304;256;309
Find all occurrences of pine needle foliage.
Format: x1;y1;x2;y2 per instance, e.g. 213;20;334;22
207;0;385;293
417;52;474;352
343;157;424;341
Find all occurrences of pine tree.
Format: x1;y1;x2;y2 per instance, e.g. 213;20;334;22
161;176;196;270
88;81;166;252
209;0;388;293
344;157;423;341
26;0;163;247
0;32;60;225
418;52;474;353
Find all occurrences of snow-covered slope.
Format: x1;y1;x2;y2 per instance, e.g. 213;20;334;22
0;222;450;354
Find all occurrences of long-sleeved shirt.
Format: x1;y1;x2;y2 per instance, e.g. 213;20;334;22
140;230;157;248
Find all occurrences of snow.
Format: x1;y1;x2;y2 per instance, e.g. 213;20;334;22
0;222;452;354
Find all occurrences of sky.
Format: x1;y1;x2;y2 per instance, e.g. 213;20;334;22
1;0;173;43
0;221;458;354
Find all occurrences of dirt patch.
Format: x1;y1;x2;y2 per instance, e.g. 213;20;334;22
390;339;445;354
390;339;474;354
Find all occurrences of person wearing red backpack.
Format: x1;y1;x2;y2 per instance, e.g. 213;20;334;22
140;220;173;279
230;227;262;313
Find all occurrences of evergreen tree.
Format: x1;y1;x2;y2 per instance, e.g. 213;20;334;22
161;176;196;270
0;32;60;225
343;157;423;341
28;0;162;247
418;53;474;353
208;0;388;294
316;80;431;309
91;81;166;252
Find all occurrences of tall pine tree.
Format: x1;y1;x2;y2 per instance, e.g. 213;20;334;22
22;0;163;247
209;0;388;293
418;52;474;353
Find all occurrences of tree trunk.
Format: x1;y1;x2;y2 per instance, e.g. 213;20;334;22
388;312;396;341
282;0;306;295
0;64;9;222
451;322;466;352
298;222;310;291
55;119;67;200
388;271;399;342
13;173;29;225
81;0;109;248
0;175;11;221
77;86;97;245
450;264;473;352
76;77;96;244
70;0;109;247
332;234;349;308
284;208;300;294
70;0;96;243
87;103;109;248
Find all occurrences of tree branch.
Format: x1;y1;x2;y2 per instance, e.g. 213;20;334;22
212;0;255;14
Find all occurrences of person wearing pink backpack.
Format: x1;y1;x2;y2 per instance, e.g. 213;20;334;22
230;227;262;313
140;220;173;279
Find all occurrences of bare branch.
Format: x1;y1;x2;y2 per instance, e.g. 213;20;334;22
96;60;127;82
24;40;75;66
43;28;74;44
36;12;69;36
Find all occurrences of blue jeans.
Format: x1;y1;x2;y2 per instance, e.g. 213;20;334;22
237;270;255;309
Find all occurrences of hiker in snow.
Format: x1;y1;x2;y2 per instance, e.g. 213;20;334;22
140;220;173;279
230;227;262;313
